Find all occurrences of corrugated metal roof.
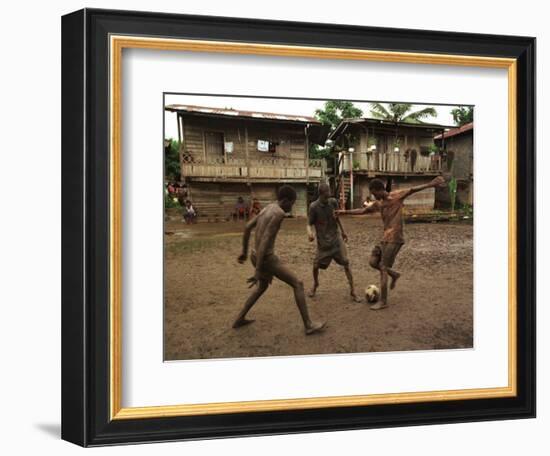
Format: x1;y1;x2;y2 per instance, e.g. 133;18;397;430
165;104;320;124
328;117;453;141
345;117;454;129
434;122;473;139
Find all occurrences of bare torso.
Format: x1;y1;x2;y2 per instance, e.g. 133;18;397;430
371;190;409;244
253;203;285;256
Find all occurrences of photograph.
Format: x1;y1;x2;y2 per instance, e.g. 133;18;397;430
57;5;536;448
163;94;475;361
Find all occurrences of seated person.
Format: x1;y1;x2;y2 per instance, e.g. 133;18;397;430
248;198;262;219
183;200;197;224
233;196;248;221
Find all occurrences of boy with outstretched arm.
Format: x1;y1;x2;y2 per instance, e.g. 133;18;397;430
337;176;446;310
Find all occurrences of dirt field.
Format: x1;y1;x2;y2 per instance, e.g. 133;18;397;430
164;215;473;360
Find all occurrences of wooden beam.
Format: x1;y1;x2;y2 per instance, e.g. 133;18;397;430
244;124;250;185
179;115;187;181
365;128;369;169
202;130;206;162
305;125;309;184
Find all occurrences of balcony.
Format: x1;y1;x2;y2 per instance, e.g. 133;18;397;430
181;156;325;182
342;151;444;176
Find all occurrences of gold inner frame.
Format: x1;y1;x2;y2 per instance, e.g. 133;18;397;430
109;35;517;420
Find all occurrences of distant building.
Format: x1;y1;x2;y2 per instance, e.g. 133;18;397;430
328;118;453;210
434;122;474;208
165;105;330;219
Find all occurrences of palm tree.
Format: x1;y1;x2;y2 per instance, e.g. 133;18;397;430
450;106;474;126
369;103;437;124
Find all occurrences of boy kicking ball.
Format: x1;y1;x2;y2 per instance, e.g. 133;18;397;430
307;183;361;302
337;175;446;310
233;185;326;335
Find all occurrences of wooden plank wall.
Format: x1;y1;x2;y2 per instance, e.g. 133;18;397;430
293;185;308;217
181;115;307;164
188;182;309;221
444;131;473;180
177;114;312;220
188;182;247;221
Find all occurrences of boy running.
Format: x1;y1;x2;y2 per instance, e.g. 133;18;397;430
307;183;361;302
337;176;445;310
233;185;326;335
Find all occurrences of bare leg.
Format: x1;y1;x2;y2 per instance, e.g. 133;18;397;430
232;279;269;328
273;263;326;335
344;265;362;302
389;270;401;290
380;266;388;308
308;265;319;297
369;255;400;291
368;254;390;310
365;267;389;311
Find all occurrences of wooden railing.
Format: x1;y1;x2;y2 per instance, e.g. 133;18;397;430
181;156;325;180
356;151;443;174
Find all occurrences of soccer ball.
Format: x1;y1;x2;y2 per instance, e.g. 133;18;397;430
365;285;380;303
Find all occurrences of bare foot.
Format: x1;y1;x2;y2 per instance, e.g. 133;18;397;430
350;292;362;303
308;286;318;298
305;321;327;335
232;318;256;329
390;272;401;290
369;302;388;310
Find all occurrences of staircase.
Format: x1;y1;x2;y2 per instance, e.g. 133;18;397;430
336;175;351;209
341;176;351;193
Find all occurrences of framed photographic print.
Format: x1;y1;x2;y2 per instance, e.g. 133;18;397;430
61;8;536;447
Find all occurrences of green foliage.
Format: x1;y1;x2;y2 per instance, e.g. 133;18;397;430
165;192;180;208
165;138;181;181
450;106;474;126
309;143;332;160
460;203;474;218
448;177;458;213
427;144;440;154
370;103;437;124
314;101;363;129
314;101;363;153
353;160;360;170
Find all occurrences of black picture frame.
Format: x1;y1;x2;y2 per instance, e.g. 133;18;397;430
62;8;536;447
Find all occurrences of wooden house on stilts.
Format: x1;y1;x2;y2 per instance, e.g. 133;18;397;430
165;105;331;220
327;118;455;210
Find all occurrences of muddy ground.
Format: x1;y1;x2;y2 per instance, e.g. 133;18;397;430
164;215;473;360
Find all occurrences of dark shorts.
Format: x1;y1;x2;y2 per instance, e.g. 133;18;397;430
250;251;281;284
372;242;403;268
315;243;349;270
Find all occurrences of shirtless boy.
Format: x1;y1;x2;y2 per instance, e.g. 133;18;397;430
307;183;361;302
337;175;446;310
234;185;326;335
